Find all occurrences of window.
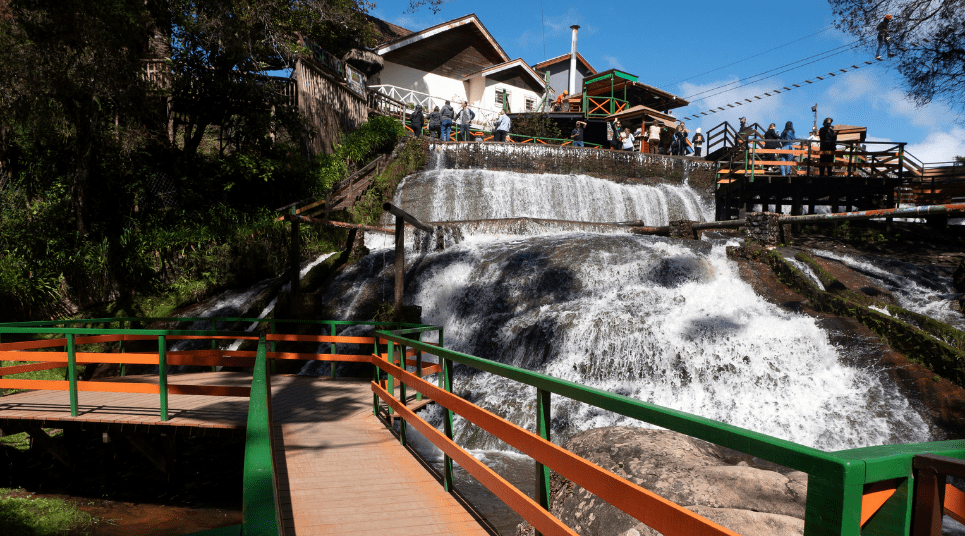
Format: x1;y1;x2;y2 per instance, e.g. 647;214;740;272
495;88;510;110
525;98;536;112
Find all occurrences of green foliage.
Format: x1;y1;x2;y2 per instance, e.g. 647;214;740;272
313;116;405;193
512;113;563;141
0;488;95;536
350;136;428;226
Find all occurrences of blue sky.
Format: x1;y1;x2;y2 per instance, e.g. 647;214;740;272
369;0;964;162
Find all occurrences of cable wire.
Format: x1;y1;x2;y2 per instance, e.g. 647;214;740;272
671;26;834;85
684;43;861;105
682;40;861;101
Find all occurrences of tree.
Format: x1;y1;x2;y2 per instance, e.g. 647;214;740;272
828;0;965;121
167;0;379;158
512;113;563;142
0;0;153;236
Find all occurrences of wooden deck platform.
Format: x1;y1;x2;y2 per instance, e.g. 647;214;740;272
0;372;251;436
272;376;492;535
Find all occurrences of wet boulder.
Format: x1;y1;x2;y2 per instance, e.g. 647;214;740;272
517;427;806;536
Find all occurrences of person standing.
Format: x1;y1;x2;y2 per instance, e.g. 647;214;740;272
679;123;692;155
440;100;454;141
494;110;511;142
876;14;895;60
818;117;836;177
779;121;796;176
647;121;661;153
621;128;635;151
457;102;474;141
410;105;424;136
764;123;780;171
610;119;622;150
659;123;673;155
692;128;704;157
427;106;442;141
570;120;586;147
554;90;569;111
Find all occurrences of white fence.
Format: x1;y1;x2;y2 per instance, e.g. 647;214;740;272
368;85;504;131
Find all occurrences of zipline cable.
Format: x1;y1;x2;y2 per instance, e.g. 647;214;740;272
681;40;861;101
684;43;861;104
671;26;834;85
679;55;879;121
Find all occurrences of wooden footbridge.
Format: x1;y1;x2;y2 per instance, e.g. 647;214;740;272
1;318;965;536
708;121;965;221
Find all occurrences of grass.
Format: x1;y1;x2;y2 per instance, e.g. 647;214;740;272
0;488;95;536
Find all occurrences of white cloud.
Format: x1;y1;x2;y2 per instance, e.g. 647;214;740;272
603;55;624;70
904;128;965;163
824;70;949;130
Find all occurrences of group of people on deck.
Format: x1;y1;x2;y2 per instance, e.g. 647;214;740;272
409;101;511;142
754;116;839;176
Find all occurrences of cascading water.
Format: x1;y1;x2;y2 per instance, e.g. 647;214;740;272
392;168;710;225
319;167;932;452
812;249;965;330
307;165;951;534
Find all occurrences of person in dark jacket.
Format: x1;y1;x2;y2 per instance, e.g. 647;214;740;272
571;120;586;147
763;123;780;171
779;121;796;176
659;125;673;155
440;100;454;141
876;14;894;60
409;105;424;136
610;119;622;150
818;117;836;177
427;106;442;141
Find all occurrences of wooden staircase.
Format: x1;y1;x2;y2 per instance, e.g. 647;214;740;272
275;154;388;220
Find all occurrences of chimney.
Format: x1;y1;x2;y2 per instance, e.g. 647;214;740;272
569;25;580;96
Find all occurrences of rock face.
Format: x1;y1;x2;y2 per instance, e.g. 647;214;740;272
516;427;807;536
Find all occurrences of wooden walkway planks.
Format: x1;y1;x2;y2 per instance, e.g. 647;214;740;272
0;372;251;431
271;376;492;536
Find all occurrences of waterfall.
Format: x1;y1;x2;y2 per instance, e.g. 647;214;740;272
391;169;710;225
314;167;936;453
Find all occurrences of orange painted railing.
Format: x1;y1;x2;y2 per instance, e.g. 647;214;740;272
370;337;740;536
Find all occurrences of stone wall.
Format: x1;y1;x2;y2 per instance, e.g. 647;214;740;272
743;212;782;246
432;142;717;193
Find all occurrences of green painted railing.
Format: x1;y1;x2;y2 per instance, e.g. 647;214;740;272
5;318;965;534
375;326;965;535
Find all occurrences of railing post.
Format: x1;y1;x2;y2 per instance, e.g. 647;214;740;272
535;388;552;529
211;335;218;372
67;333;78;417
442;351;455;492
119;319;126;377
415;331;423;402
398;342;407;447
330;323;337;379
373;337;381;417
802;461;864;536
386;340;394;416
159;335;168;421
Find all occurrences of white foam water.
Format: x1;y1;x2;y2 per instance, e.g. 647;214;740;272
812;249;965;330
314;168;936;452
391;169;710;225
400;234;928;451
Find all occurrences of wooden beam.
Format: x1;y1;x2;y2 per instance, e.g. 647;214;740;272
25;429;72;469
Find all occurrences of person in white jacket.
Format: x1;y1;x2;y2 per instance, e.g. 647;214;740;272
494;111;511;142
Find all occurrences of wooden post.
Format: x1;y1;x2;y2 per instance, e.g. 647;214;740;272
289;207;300;295
394;216;404;314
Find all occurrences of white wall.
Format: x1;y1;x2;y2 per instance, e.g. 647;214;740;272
380;62;468;106
482;78;541;114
